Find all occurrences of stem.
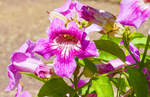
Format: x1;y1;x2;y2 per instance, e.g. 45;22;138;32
69;78;74;85
78;70;84;80
117;73;122;97
141;35;150;65
101;64;135;77
82;78;93;97
120;88;133;97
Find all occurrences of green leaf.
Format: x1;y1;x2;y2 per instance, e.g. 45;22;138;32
94;40;126;62
130;32;145;39
127;68;148;97
100;34;121;44
111;77;129;94
132;37;150;49
83;58;97;74
21;72;46;83
92;76;114;97
38;78;74;97
79;84;95;95
97;51;117;61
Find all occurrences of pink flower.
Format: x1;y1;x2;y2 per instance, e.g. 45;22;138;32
6;40;52;97
34;18;99;78
117;0;150;28
53;0;115;34
109;42;140;69
35;64;53;78
54;0;83;20
96;42;140;75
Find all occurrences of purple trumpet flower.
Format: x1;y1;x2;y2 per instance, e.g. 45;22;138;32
96;42;140;75
34;18;99;78
6;40;52;97
117;0;150;28
53;0;116;34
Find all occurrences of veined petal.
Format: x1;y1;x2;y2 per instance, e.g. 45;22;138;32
55;0;72;13
109;59;125;69
85;24;102;34
15;84;22;97
11;52;43;73
54;56;76;78
129;43;140;61
67;21;85;40
77;40;99;59
5;65;21;91
18;40;35;54
117;0;150;28
35;64;53;78
14;57;43;73
95;63;114;74
34;38;56;60
48;18;65;40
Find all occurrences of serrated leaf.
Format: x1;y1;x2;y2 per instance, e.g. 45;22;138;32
21;72;46;83
94;40;126;62
127;68;148;97
38;78;74;97
92;76;114;97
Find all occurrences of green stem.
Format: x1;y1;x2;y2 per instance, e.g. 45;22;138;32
141;35;150;65
83;78;93;97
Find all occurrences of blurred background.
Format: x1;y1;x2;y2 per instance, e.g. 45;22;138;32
0;0;150;96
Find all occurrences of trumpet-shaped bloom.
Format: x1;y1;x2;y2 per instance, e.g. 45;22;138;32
53;0;116;34
54;0;83;20
117;0;150;28
6;40;52;97
96;42;140;74
34;18;99;78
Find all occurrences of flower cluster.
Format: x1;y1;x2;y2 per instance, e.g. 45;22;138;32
6;0;150;97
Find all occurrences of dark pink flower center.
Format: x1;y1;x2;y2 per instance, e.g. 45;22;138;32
144;0;150;3
55;34;78;44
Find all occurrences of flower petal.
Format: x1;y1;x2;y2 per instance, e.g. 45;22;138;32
35;64;53;78
129;43;140;61
109;59;125;69
34;38;56;60
19;91;32;97
85;24;102;34
5;64;21;91
18;40;35;54
67;21;85;40
54;56;76;78
116;0;150;28
48;18;65;40
77;40;99;59
55;0;72;13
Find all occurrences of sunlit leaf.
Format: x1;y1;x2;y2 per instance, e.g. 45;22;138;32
127;68;148;97
94;40;126;62
83;58;97;74
38;78;75;97
92;76;114;97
